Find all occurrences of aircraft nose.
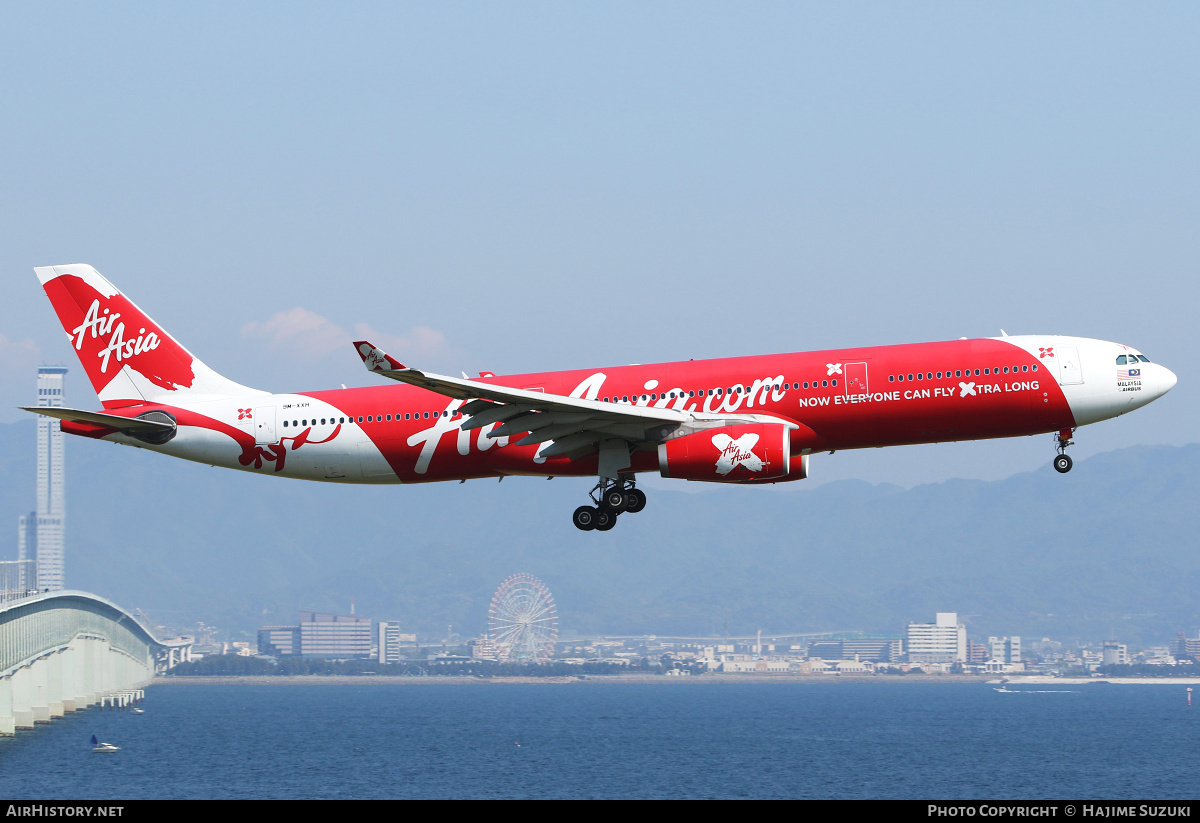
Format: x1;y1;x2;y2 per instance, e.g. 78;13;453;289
1160;365;1178;395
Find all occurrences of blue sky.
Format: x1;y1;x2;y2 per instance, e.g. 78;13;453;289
1;2;1195;487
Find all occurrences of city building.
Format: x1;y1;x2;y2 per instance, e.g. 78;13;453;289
1102;642;1128;667
469;636;498;661
841;636;903;663
258;626;300;657
1172;632;1200;662
807;640;844;660
257;611;372;658
298;611;371;658
907;612;966;664
988;636;1022;664
18;366;68;592
378;621;417;664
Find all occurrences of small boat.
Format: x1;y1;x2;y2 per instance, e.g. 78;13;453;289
131;708;144;715
90;734;119;753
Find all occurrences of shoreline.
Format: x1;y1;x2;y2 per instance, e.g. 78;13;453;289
150;674;1200;686
153;673;999;686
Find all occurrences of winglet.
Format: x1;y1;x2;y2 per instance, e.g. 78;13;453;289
353;341;406;372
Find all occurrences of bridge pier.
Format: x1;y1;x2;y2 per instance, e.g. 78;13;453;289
61;644;79;713
0;678;12;735
10;666;34;729
31;655;52;723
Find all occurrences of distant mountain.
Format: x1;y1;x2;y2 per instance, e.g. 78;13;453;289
1;419;1197;645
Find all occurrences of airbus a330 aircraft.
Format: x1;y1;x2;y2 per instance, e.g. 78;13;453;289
25;264;1177;531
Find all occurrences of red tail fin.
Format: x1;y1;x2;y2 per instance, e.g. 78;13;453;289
35;264;260;407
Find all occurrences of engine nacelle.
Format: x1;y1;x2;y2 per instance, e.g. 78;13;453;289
657;423;792;483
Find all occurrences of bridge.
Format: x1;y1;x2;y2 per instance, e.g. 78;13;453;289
0;590;191;735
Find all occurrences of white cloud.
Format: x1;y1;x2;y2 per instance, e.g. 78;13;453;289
240;307;347;360
352;322;451;367
240;308;460;372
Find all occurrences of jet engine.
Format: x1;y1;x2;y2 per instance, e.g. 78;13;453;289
657;422;792;483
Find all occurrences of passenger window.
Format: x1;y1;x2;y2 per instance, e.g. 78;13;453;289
916;373;923;380
889;375;894;383
821;380;828;387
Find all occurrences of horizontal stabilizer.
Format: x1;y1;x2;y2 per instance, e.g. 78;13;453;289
20;406;175;432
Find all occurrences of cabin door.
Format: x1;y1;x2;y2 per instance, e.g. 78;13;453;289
1055;347;1083;385
844;362;868;395
254;407;278;444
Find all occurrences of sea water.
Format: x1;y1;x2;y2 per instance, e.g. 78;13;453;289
0;681;1196;799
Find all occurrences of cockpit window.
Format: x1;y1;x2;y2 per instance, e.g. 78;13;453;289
1116;355;1128;365
1137;355;1150;363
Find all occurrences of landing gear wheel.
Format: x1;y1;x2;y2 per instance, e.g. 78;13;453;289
1053;454;1073;474
602;486;629;513
625;488;647;513
573;506;599;531
595;509;616;531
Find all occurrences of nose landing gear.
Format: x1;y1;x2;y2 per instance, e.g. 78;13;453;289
572;478;648;531
1053;428;1075;473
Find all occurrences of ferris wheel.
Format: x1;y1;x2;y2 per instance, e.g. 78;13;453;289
488;573;559;662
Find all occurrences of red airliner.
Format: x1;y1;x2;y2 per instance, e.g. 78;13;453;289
26;264;1177;531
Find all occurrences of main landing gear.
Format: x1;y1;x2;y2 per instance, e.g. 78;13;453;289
572;478;647;531
1053;428;1075;474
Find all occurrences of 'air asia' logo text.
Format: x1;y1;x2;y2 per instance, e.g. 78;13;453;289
71;299;162;374
46;272;198;394
712;433;764;475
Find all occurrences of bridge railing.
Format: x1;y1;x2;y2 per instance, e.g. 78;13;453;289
0;560;37;605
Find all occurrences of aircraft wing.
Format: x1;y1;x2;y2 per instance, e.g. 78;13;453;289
353;340;702;459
